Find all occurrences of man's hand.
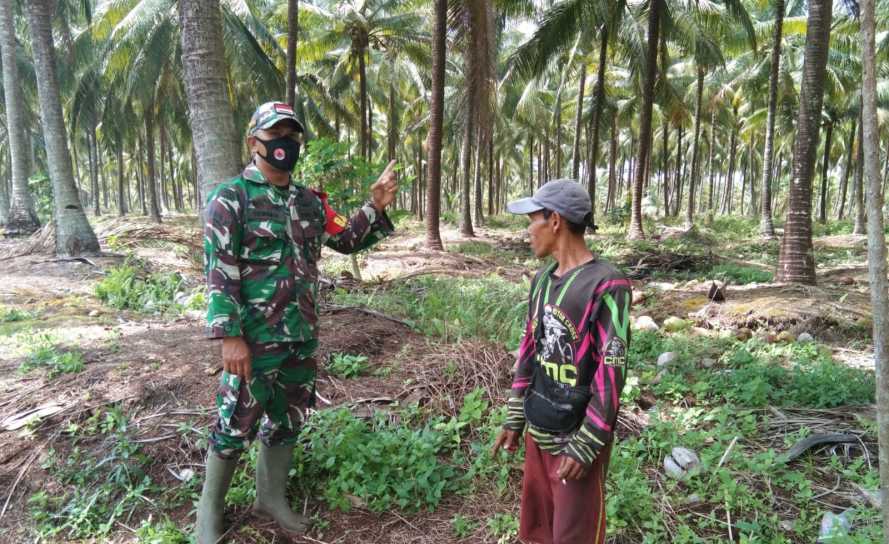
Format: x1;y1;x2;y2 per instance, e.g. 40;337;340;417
556;456;587;481
491;429;521;456
371;160;398;210
222;336;252;381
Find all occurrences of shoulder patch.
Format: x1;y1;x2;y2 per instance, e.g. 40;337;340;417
311;189;347;235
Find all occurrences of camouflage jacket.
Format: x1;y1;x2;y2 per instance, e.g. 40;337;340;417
204;163;393;343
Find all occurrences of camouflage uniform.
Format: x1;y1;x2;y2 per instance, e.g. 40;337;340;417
204;162;392;459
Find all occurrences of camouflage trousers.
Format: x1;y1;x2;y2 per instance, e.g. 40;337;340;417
209;340;317;459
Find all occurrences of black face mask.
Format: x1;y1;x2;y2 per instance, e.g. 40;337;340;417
255;135;301;172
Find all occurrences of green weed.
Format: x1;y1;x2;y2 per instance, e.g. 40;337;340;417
29;409;155;540
327;353;370;378
331;275;529;347
292;407;458;512
630;331;874;408
0;306;34;322
708;263;773;284
486;513;519;543
451;514;478;538
18;332;85;378
135;517;190;544
95;262;199;314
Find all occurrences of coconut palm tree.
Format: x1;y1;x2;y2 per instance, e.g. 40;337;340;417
179;0;243;198
25;0;99;255
425;0;446;250
627;0;660;240
776;0;834;284
0;0;39;234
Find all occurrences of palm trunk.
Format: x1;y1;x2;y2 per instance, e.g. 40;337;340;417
607;116;617;213
138;136;147;215
760;0;784;236
487;131;494;216
179;0;242;201
724;124;738;214
662;117;670;216
777;0;833;284
628;0;660;239
145;111;162;223
686;67;704;226
88;128;100;216
836;120;856;220
748;139;758;217
159;124;169;212
853;115;866;235
587;28;609;218
425;0;446;250
554;94;562;177
25;0;99;255
528;136;534;193
460;115;475;237
707;110;716;222
474;127;484;226
285;0;298;106
117;145;127;216
859;1;889;533
0;0;39;233
572;63;586;180
818;121;833;224
673;123;684;217
359;46;369;160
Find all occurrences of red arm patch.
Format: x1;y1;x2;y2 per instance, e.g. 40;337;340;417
311;189;348;235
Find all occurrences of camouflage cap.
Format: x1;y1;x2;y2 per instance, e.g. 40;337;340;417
247;101;305;137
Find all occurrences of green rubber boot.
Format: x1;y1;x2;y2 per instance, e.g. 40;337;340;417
253;444;309;533
195;452;238;544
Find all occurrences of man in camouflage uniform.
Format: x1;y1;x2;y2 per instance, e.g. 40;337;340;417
196;101;397;543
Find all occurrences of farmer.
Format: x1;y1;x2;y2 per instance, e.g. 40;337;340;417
196;101;397;543
492;179;631;544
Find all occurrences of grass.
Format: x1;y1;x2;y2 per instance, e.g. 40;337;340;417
18;331;85;378
331;274;529;347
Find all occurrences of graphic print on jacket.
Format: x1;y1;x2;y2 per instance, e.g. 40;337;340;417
505;259;632;466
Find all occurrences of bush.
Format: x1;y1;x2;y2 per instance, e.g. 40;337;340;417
95;263;196;314
293;408;458;512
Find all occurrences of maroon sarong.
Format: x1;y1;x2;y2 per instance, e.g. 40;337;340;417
518;433;612;544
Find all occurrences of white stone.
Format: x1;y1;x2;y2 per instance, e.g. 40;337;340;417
663;455;686;479
634;316;659;331
88;310;100;317
818;511;851;542
657;352;678;368
671;447;700;471
663;447;700;480
797;332;815;343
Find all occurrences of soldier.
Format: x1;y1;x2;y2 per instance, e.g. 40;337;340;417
196;101;397;543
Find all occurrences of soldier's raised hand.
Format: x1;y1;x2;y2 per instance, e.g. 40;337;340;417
371;160;398;210
222;336;252;381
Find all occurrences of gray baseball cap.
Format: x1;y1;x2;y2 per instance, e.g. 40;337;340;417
506;179;592;225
